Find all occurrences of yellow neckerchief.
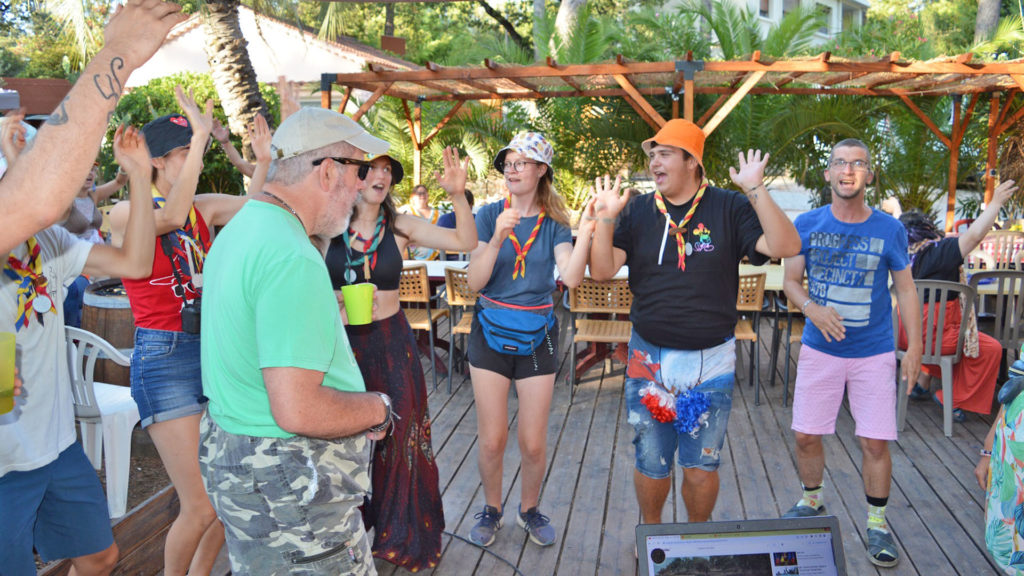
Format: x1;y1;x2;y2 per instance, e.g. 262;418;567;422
653;178;708;271
151;185;206;269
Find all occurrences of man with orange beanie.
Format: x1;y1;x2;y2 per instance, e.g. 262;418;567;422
589;119;800;528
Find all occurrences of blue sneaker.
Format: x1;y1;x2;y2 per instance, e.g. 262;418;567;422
909;384;931;401
469;505;503;547
517;505;556;546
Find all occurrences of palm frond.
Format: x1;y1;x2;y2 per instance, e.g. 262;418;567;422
970;15;1024;58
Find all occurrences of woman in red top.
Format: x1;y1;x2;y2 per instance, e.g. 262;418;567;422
108;86;265;576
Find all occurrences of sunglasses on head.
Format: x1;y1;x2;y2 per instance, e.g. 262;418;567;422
312;157;371;180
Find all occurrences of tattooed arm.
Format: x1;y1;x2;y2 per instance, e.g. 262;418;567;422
0;0;185;253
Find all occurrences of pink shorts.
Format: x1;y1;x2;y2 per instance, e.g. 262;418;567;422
791;346;897;440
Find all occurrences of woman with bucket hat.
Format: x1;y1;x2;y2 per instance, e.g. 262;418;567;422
465;132;597;548
107;86;263;576
324;146;476;571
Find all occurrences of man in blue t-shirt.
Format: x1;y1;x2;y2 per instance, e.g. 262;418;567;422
589;119;801;528
782;138;922;568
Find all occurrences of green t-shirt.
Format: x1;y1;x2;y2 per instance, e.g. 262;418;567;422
200;200;365;438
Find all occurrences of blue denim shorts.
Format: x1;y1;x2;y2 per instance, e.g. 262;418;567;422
0;442;114;571
131;327;206;428
625;372;735;477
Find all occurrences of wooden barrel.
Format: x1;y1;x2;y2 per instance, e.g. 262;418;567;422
82;279;136;387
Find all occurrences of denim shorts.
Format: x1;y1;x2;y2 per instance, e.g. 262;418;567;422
0;442;114;572
131;327;206;428
625;372;736;477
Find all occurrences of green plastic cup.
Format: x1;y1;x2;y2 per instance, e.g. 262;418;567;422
0;332;15;415
341;283;375;326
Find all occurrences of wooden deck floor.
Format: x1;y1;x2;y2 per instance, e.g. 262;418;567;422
377;306;999;576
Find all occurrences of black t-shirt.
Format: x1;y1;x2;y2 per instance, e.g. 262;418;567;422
910;236;962;282
612;187;767;349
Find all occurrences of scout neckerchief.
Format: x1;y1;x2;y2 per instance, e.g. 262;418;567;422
505;195;546;280
342;211;386;284
408;204;440;260
151;185;206;298
4;238;56;330
409;204;439;224
653;178;708;271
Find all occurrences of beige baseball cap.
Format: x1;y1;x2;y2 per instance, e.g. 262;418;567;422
271;107;389;160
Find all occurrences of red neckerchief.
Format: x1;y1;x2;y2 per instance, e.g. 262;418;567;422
505;195;546;280
653;178;708;271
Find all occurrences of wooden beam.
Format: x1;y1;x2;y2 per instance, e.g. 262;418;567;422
485;59;542;97
321;86;331;109
426;61;504;97
1012;74;1024;91
420;101;465;147
997;89;1017;126
697;94;729;127
612;74;666;127
684;77;694;121
413;103;422;184
893;90;952;147
621;93;661;130
337;86;352;115
351;83;389;121
546;57;583;92
702;71;767;135
997;100;1024;135
401;100;417;144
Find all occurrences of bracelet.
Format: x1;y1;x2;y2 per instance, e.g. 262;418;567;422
367;392;393;434
745;183;765;194
800;298;813;313
980;449;992;457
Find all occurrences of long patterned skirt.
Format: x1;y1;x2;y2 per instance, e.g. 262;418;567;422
346;311;444;571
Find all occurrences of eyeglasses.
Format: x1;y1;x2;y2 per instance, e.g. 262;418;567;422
312;157;372;180
829;159;870;171
498;159;540;173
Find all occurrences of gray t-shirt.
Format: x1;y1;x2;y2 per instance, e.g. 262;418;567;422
0;226;91;476
475;200;572;307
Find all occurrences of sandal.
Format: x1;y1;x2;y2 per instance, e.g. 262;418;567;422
867;528;899;567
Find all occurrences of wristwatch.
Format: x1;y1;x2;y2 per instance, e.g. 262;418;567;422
368;392;392;434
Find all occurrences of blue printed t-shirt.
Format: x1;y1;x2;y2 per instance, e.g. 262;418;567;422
200;201;365;438
796;205;909;358
475;200;572;307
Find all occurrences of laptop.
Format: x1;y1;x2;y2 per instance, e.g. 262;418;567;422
636;516;847;576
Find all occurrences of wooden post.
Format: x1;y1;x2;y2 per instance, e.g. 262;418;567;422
413;101;422;185
320;73;333;109
684;78;694;121
986;94;1000;204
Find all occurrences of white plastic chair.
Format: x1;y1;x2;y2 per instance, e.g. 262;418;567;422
65;326;139;518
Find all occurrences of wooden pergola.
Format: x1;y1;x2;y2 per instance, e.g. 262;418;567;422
321;53;1024;229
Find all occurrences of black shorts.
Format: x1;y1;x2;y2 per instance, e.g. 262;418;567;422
468;313;560;381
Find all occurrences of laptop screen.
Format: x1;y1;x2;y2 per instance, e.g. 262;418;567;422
636;516;847;576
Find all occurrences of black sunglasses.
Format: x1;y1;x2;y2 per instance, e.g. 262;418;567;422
312;157;371;180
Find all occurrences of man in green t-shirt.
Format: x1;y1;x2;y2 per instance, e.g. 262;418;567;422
199;107;393;575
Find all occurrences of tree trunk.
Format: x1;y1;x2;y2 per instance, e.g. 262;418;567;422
384;3;395;37
201;0;269;162
554;0;586;48
534;0;545;60
974;0;1000;44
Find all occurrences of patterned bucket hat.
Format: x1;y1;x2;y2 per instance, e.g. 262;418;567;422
493;132;554;180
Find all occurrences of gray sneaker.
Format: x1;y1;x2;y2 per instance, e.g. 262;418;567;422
867;528;899;567
517;505;556;546
782;502;825;518
469;505;503;547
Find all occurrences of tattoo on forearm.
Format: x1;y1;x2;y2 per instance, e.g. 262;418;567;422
47;96;69;126
93;57;125;101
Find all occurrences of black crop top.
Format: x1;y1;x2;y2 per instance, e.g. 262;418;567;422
325;225;403;290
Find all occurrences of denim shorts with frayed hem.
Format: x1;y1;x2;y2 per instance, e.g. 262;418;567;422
130;327;206;428
625;372;735;478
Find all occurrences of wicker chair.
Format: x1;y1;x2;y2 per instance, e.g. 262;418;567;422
735;273;767;405
399;264;449;391
566;278;633;394
444;266;478;393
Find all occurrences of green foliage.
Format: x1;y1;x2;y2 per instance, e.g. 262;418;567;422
102;72;281;196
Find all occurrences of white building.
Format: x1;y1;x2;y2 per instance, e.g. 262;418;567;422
666;0;869;38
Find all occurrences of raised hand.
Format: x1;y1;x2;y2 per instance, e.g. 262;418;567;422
728;149;770;194
992;179;1019;207
591;174;627;219
434;146;469;200
113;124;151;176
248;114;272;164
103;0;187;71
1;109;28;166
577;195;598;238
173;84;214;139
277;76;301;122
212;119;230;144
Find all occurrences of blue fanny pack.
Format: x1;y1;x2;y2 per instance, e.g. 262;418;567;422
476;300;556;356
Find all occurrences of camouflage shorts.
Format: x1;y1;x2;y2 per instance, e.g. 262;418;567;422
199;414;375;575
